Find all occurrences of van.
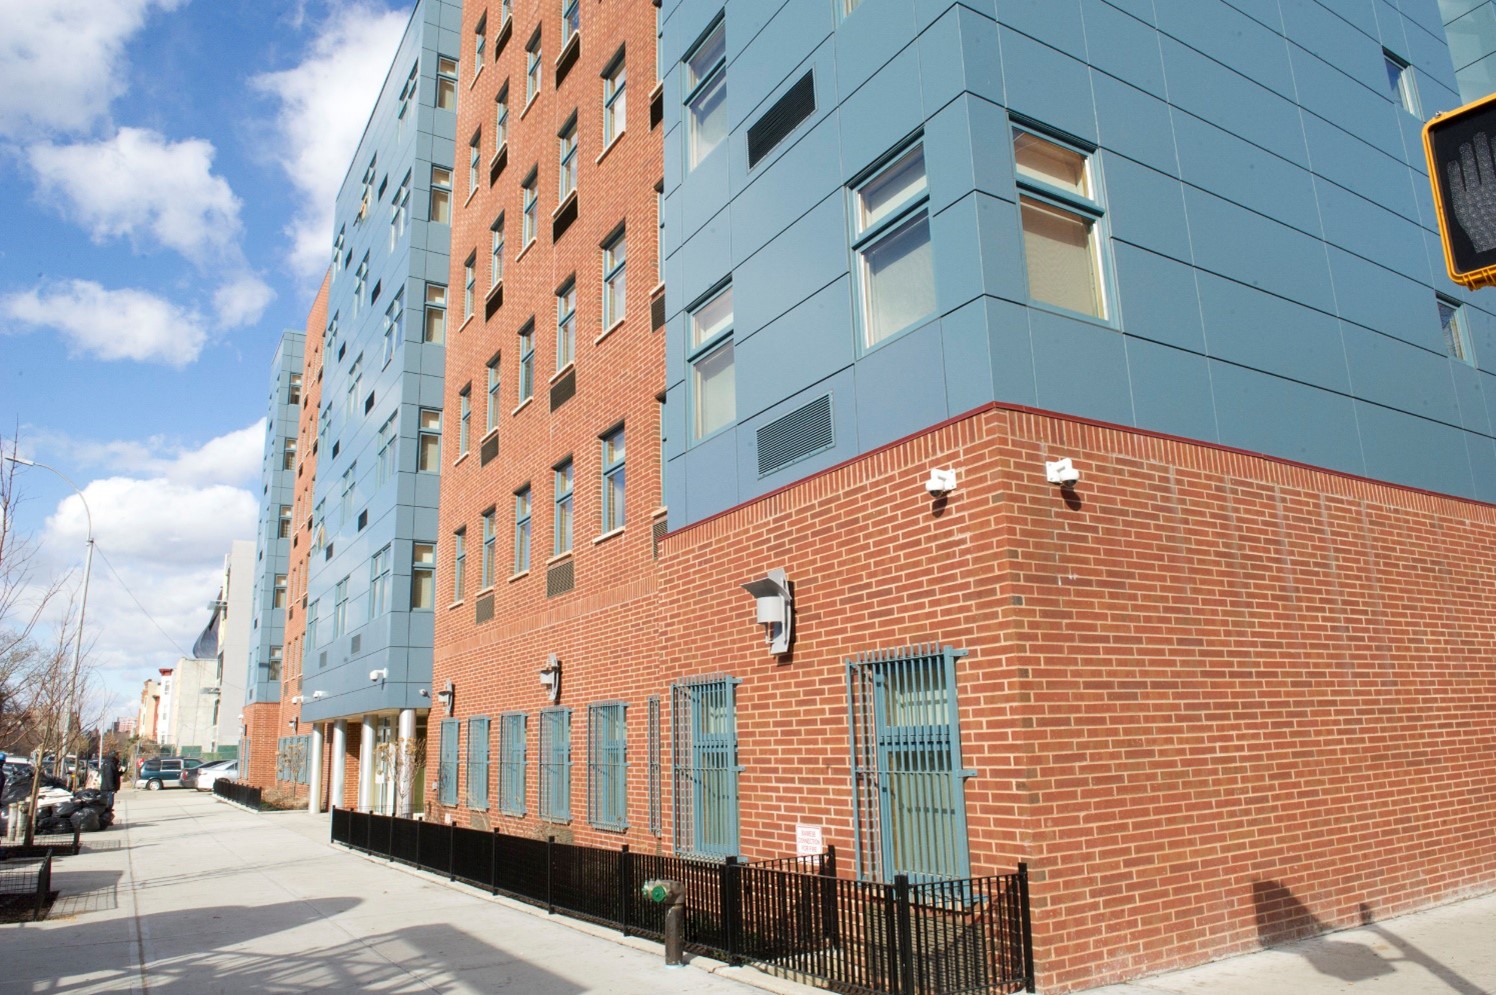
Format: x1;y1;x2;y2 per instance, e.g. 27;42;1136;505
135;757;205;790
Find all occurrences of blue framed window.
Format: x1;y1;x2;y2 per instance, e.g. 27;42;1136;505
305;599;319;651
587;702;627;830
491;214;505;289
603;55;626;146
1013;126;1107;320
1384;49;1420;117
411;542;435;610
459;386;471;456
688;284;734;438
481;508;496;587
381;291;402;368
495;85;509;151
559;116;578;202
847;644;972;882
556;279;576;370
518;320;535;401
425;283;447;343
398;63;416;137
430;166;452;225
514;486;532;572
353;255;368;317
851;141;934;350
486;355;502;432
539;707;572;822
332;577;349;637
499;711;527;815
526;32;542;105
452;528;466;600
600;425;625;532
602;229;626;328
1439;295;1476;366
391;171;409;250
466;716;490;810
463;255;475;324
522;170;539;246
647;695;662;836
437;56;457;110
671;675;739;858
684;19;726;169
418;409;441;471
562;0;580;44
438;717;460;807
553;459;573;555
474;14;487;79
369;545;391;618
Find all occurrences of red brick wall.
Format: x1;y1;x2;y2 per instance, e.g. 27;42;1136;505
241;702;282;788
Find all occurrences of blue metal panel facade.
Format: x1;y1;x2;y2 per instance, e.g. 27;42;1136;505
659;0;1496;528
301;0;458;721
247;330;303;705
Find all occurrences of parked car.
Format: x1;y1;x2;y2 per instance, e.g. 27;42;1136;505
180;759;233;790
134;757;205;790
193;760;239;792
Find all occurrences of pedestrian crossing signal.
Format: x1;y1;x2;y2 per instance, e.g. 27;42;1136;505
1425;91;1496;290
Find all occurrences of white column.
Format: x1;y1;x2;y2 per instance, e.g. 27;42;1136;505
308;722;325;815
396;708;416;818
330;719;347;811
358;715;375;811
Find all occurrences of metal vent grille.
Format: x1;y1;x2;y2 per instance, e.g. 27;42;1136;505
485;281;504;319
757;393;833;477
550;367;576;411
318;651;327;669
651;293;666;332
652;518;668;560
350;634;361;654
546;559;575;597
480;433;499;466
748;71;815;168
476;592;494;623
356;510;367;531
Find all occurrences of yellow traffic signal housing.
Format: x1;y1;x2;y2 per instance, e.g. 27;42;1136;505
1425;91;1496;290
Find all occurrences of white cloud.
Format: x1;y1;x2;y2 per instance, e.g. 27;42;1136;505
47;476;257;566
252;2;408;278
29;128;243;258
0;0;189;140
21;421;267;490
213;274;276;328
1;279;207;367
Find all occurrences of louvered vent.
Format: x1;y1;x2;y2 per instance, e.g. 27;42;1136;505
350;634;361;654
748;71;815;168
480;433;499;466
476;593;494;623
651;293;666;332
652;518;668;560
547;559;575;597
757;393;833;477
550;367;576;411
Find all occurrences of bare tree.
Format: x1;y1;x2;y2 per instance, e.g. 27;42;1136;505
0;433;65;662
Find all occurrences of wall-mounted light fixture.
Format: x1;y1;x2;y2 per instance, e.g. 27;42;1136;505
369;668;388;682
924;468;957;495
290;695;303;704
311;690;325;699
288;718;299;731
539;654;561;703
741;568;793;656
435;680;455;715
1045;457;1080;486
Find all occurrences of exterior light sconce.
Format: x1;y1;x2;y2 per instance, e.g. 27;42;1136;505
539;654;561;703
369;668;388;682
925;468;957;495
436;680;455;715
290;695;303;704
741;568;793;656
311;690;325;699
1045;457;1080;486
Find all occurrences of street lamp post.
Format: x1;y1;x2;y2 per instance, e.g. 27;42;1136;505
4;455;94;796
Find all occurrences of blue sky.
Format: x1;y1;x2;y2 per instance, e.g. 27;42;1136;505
1;0;414;722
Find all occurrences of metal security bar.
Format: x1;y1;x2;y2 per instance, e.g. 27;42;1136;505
437;718;460;806
498;711;526;816
586;702;627;830
647;695;662;836
671;675;740;858
539;707;572;821
466;716;490;810
848;644;974;882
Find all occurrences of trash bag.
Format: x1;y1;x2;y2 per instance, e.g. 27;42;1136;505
55;800;80;818
70;809;101;832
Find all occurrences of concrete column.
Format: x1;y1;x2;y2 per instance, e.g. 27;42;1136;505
358;715;375;812
396;708;416;818
330;719;347;811
308;722;324;815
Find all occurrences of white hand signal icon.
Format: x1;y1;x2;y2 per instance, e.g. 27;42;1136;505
1448;131;1496;252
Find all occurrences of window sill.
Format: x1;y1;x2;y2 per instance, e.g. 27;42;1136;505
489;143;508;170
481;427;499;443
551;189;578;220
516;240;535;265
475;585;495;598
447;599;465;610
555;32;580;70
592;527;625;546
596;132;624;165
650;281;666;299
508;570;529;583
471;65;483;88
651;505;668;519
549;361;575;385
546;550;573;567
522;93;538;119
459;314;475;334
649;80;664;103
512;396;533;416
464;186;477;207
452;452;470;468
594;318;625;345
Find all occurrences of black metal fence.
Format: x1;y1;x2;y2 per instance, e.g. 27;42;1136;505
213;779;263;811
0;853;54;922
0;827;82;861
329;808;1033;994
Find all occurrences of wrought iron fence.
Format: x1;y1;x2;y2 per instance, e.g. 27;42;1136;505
212;779;263;810
330;808;1032;994
0;827;82;861
0;853;54;922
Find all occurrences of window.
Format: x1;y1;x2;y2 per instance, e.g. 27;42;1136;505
333;228;345;273
288;373;302;406
522;170;539;246
418;408;442;471
382;292;403;367
602;231;626;328
526;33;542;105
411;542;435;609
305;601;319;651
539;707;572;822
553;458;574;555
499;712;526;815
603;56;626;146
481;507;496;587
369;545;391;618
452;529;466;600
467;716;490;810
689;285;735;438
601;426;625;532
469;129;482;195
278;504;293;539
353;255;368;318
486;357;502;432
671;676;738;858
852;142;935;347
430;166;452;224
656;183;665;283
345;358;363;417
1439;295;1476;365
457;386;469;454
840;0;863;14
438;717;460;806
391;171;410;249
556;279;576;370
398;61;417;136
1013;128;1106;319
490;215;505;288
587;702;627;830
562;0;580;45
340;463;357;522
514;486;532;573
268;645;283;682
495;85;509;152
376;412;396;484
424;283;447;343
558;117;578;202
847;645;972;881
359;158;375;220
684;21;727;169
474;14;487;79
273;573;288;609
1385;49;1420;117
437;55;458;109
333;577;349;637
463;254;476;324
518;321;535;401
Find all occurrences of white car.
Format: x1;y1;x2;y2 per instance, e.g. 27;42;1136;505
194;759;240;791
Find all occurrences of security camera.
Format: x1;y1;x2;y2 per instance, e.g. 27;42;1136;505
311;690;325;699
369;668;388;682
290;695;303;704
1045;457;1080;486
924;468;957;495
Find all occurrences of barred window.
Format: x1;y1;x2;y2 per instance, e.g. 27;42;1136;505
466;716;490;810
499;711;527;815
437;717;460;807
587;702;627;830
539;707;572;822
671;675;738;858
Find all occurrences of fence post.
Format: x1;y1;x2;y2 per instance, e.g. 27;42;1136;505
448;822;457;881
619;844;632;937
820;845;839;944
490;829;500;896
723;856;742;965
388;812;396;861
1017;862;1035;994
546;835;556;915
34;853;52;921
70;826;81;856
894;874;915;995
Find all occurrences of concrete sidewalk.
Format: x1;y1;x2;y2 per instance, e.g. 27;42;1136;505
3;789;819;994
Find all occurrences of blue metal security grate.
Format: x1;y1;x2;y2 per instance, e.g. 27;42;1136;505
847;644;974;882
438;718;460;807
672;675;740;859
466;716;490;810
586;702;628;830
540;707;572;822
647;696;662;836
499;712;527;816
